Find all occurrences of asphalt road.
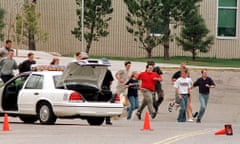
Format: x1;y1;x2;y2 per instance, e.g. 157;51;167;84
0;117;239;144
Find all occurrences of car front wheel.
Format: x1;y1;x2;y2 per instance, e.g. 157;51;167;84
38;102;56;124
87;117;105;126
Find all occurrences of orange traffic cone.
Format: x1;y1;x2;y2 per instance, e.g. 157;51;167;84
2;113;10;131
141;112;152;131
214;128;226;135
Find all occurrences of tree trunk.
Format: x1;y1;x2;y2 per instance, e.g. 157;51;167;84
192;48;196;61
28;32;36;50
163;21;170;60
146;47;152;59
86;42;91;54
164;42;170;60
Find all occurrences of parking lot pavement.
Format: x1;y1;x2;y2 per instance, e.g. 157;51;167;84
15;50;240;124
1;117;239;144
0;50;238;144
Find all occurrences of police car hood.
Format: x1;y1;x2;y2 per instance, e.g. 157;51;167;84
57;59;110;90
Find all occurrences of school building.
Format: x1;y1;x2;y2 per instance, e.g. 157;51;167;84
0;0;239;59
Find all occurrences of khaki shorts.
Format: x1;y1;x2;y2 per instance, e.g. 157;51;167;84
116;85;127;95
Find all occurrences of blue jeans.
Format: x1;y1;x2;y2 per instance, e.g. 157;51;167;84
198;93;209;120
127;96;139;119
177;94;188;122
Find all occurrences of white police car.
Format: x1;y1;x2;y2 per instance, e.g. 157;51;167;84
0;59;123;125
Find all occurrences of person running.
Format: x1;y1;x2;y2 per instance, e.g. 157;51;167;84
174;68;192;122
168;63;187;112
125;71;139;120
136;64;162;120
193;69;216;123
115;61;131;106
147;60;164;113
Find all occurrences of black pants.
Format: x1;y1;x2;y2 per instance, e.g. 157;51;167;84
105;116;111;123
1;74;14;83
153;82;164;112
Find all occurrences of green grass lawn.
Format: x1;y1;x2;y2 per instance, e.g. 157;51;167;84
91;56;240;68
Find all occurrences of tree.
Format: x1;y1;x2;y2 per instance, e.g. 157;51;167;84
15;0;48;50
176;6;214;60
158;0;206;60
124;0;163;59
123;0;199;60
0;8;5;41
72;0;113;54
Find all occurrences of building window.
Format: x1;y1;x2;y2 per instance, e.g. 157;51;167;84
217;0;238;38
150;21;165;37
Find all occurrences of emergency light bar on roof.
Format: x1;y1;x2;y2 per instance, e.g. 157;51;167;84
76;59;111;66
31;64;65;71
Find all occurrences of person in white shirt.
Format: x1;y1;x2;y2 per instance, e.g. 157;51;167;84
174;68;192;122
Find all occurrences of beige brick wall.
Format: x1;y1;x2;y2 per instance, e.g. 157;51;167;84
0;0;239;58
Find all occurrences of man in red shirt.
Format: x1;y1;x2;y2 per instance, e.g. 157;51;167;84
136;64;162;120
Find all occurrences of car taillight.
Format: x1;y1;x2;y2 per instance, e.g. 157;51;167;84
69;92;82;101
115;94;120;103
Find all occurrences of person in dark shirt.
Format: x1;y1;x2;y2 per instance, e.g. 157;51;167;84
102;69;114;90
153;65;164;113
193;69;215;123
101;62;114;125
18;52;36;73
171;63;186;83
125;71;139;120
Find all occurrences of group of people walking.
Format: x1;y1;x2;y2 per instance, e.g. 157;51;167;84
113;61;216;124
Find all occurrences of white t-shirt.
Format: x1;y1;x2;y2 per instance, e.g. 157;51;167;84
174;77;192;94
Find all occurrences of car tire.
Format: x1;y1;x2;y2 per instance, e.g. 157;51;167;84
38;102;56;124
19;115;38;123
87;117;104;126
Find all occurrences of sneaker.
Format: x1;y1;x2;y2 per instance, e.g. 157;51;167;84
123;106;128;111
153;103;158;113
106;121;113;125
196;118;201;123
192;112;198;118
151;112;157;119
168;102;174;112
187;118;194;122
136;112;141;120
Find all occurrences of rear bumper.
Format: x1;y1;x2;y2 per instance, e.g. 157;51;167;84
53;103;124;117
